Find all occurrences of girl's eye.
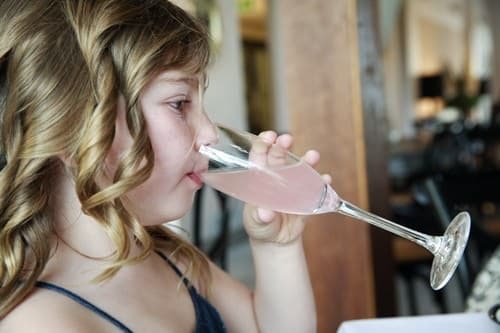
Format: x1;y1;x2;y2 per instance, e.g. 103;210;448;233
168;99;190;113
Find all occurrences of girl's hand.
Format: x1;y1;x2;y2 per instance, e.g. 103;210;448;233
242;131;331;245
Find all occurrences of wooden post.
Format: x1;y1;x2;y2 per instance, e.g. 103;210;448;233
272;0;381;330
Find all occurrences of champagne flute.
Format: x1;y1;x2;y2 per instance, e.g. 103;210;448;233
198;124;470;290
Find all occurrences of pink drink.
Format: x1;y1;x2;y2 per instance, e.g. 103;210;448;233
201;161;340;215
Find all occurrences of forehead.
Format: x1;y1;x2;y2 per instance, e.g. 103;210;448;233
152;70;203;88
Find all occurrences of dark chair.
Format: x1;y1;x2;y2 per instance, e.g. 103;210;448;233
395;172;500;315
422;174;500;286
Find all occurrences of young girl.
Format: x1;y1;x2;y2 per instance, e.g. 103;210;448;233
0;1;321;331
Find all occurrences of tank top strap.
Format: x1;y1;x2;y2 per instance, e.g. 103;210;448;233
35;281;132;333
156;251;191;288
155;251;227;333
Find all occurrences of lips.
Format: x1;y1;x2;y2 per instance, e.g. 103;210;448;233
187;172;203;187
186;158;208;187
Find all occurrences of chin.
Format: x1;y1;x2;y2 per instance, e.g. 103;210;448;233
130;180;199;226
140;199;195;226
140;211;189;226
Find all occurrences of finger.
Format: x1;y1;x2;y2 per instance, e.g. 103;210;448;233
266;143;288;167
248;141;269;166
322;173;332;184
258;131;277;144
302;150;320;166
249;134;273;166
259;131;288;167
275;133;293;150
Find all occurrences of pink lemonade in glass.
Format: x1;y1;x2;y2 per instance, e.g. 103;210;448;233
201;161;340;215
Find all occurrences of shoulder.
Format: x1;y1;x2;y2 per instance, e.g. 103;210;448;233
0;288;107;333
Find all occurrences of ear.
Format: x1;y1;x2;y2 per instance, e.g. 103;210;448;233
58;154;73;167
104;95;134;176
110;95;134;157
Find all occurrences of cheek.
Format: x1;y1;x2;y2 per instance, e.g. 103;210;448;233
146;119;196;169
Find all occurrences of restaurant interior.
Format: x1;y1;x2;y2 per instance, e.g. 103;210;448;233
173;0;500;331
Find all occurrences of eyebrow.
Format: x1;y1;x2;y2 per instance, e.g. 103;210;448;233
156;76;200;87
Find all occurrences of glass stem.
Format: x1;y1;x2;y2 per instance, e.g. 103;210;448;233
336;200;442;255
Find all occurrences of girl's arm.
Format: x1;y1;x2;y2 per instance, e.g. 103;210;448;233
208;235;316;333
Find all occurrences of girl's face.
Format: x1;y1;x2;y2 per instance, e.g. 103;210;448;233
107;69;217;225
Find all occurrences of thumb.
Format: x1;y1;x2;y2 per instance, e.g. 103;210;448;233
256;208;277;223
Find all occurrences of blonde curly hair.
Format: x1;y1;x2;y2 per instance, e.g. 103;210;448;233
0;0;211;317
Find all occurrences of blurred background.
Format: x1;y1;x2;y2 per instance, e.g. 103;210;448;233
172;0;500;331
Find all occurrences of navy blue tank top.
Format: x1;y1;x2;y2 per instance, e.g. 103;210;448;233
35;252;226;333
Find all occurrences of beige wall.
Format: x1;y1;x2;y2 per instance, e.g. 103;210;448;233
382;0;494;139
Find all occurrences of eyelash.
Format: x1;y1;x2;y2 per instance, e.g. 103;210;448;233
168;99;191;114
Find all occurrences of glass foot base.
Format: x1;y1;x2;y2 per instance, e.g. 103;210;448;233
430;212;471;290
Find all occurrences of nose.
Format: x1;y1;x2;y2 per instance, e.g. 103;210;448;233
194;110;218;150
